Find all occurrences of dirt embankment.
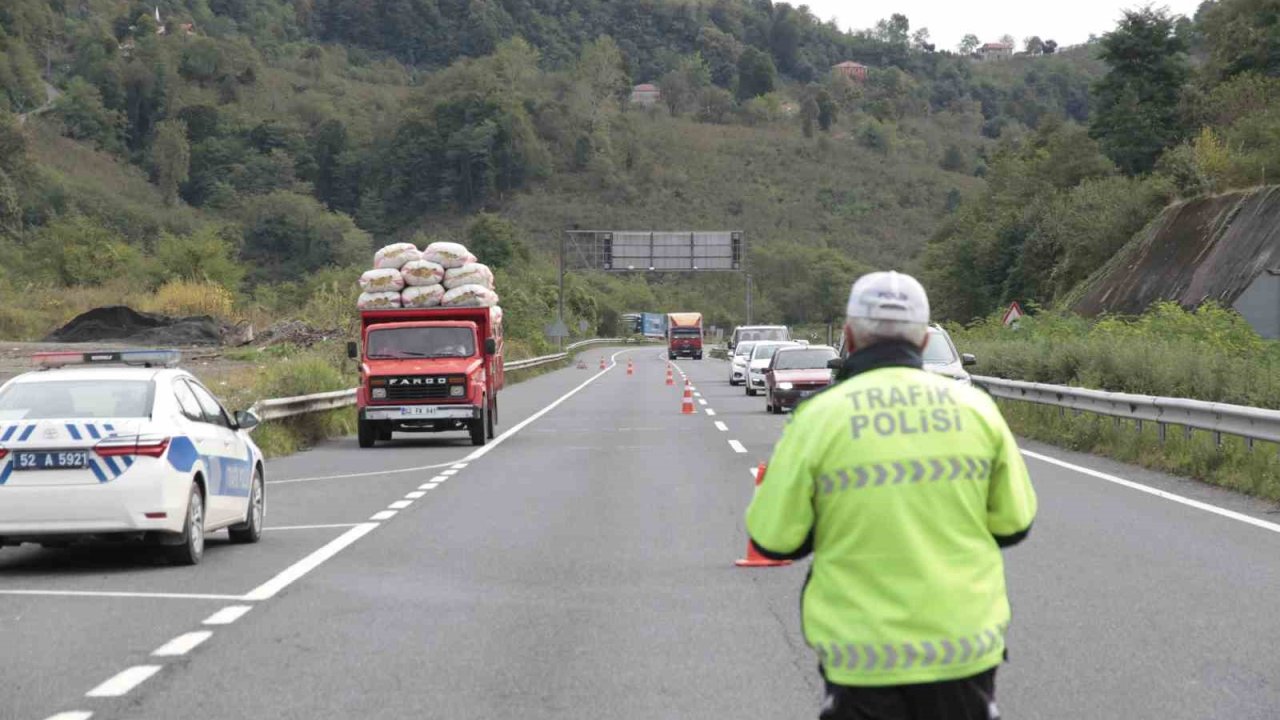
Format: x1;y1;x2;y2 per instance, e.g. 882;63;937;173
1070;186;1280;316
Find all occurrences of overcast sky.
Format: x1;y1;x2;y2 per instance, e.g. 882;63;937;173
800;1;1205;51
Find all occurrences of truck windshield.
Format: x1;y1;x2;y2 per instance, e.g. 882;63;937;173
367;327;476;359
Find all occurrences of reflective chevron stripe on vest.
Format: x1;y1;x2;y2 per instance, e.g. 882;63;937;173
814;625;1006;673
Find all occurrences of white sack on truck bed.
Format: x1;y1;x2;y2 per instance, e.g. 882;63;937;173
401;284;445;308
441;285;499;308
401;259;445;287
443;263;494;290
359;268;405;293
357;291;403;310
422;242;476;270
373;242;421;270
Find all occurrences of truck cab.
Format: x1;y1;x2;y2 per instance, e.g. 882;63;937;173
350;308;503;448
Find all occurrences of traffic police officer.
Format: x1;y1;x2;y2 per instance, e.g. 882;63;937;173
745;271;1037;720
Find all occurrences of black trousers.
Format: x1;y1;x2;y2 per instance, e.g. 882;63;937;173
819;668;999;720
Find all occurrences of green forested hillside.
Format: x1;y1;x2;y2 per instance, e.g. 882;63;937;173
0;0;1107;348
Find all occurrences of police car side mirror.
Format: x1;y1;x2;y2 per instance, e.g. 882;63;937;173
484;338;497;355
962;353;977;367
347;341;359;360
234;410;261;432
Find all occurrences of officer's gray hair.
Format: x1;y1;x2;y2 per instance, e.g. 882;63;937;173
847;316;928;349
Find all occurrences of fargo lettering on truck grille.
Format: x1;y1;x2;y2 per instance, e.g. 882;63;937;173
376;375;459;401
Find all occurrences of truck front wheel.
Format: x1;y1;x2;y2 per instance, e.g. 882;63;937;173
470;404;488;447
358;417;377;448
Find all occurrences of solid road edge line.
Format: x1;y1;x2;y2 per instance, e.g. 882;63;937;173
1023;449;1280;535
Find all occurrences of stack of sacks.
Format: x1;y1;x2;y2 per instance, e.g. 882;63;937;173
357;241;501;310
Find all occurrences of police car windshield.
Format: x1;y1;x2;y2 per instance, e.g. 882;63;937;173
368;327;475;359
923;331;958;364
0;380;154;419
774;349;837;370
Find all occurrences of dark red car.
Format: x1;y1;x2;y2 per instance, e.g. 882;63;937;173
764;345;839;413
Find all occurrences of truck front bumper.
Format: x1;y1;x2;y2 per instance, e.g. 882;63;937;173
362;405;481;421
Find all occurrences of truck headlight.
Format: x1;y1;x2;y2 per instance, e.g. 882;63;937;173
778;382;793;390
371;388;387;399
450;385;465;397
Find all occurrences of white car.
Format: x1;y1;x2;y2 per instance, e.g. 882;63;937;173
0;350;266;565
729;341;758;386
745;341;799;396
923;326;976;385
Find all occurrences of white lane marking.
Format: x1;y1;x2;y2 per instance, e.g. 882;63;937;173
440;470;458;476
242;523;380;601
369;510;397;521
0;590;243;601
729;440;748;454
452;463;468;469
694;392;702;397
43;712;92;720
268;459;464;485
86;666;162;698
1023;449;1280;535
429;475;447;483
705;408;717;416
418;482;440;490
715;421;729;432
152;631;213;657
203;606;252;626
405;491;427;499
698;399;708;406
464;349;632;463
264;523;360;532
388;500;413;510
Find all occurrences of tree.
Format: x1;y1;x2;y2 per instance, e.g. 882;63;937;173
801;96;817;138
156;226;245;289
1000;34;1017;47
912;28;932;50
1025;36;1045;55
466;212;526;269
151;119;190;206
816;89;836;131
697;26;742;90
959;34;981;55
52;78;124;152
874;14;911;46
941;145;968;172
1089;7;1190;175
1044;39;1059;54
736;47;776;100
1200;0;1280;79
660;54;711;116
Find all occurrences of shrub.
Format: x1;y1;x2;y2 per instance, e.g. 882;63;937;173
143;280;236;320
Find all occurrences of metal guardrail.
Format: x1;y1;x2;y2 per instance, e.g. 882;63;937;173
975;375;1280;447
249;338;625;422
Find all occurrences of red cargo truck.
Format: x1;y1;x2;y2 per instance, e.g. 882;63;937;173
348;307;504;448
667;312;704;360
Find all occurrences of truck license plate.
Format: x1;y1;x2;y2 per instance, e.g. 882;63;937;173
399;406;441;417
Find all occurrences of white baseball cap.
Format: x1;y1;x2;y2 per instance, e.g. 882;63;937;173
846;271;930;324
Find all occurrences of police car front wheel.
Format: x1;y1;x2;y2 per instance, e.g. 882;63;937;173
228;470;264;544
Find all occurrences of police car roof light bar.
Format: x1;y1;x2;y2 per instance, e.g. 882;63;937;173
33;349;182;369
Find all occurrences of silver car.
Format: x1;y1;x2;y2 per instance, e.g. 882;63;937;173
729;341;758;386
923;326;976;385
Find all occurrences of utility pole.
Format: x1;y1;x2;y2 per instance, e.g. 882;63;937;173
744;273;754;325
557;233;566;351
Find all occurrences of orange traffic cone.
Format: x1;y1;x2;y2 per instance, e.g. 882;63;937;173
665;365;674;386
599;357;607;370
681;384;696;414
736;463;792;568
576;358;587;370
626;359;634;376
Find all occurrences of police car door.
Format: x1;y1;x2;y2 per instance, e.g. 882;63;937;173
184;380;252;526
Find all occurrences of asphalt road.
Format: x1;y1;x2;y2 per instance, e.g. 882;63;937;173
5;349;1280;719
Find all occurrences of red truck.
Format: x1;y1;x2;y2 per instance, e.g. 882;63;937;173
348;307;504;448
667;312;704;360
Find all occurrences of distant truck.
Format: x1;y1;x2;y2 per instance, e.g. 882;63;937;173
349;307;504;449
641;312;668;340
667;312;704;360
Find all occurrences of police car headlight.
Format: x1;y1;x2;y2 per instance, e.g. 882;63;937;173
450;385;465;397
371;388;387;399
777;382;794;390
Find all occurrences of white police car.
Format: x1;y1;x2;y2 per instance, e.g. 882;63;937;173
0;350;265;565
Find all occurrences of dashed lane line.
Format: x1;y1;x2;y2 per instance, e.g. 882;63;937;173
729;440;748;454
369;510;397;521
705;408;717;416
715;421;729;432
388;500;413;510
85;666;162;698
242;522;380;602
203;606;252;626
405;491;427;499
698;399;708;406
452;463;468;469
44;712;92;720
440;469;458;476
152;631;213;658
418;482;440;490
